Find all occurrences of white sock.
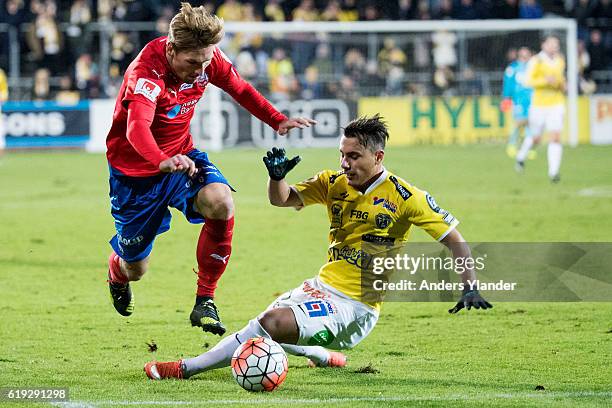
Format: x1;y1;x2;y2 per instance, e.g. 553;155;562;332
516;136;534;162
547;142;562;178
182;319;269;377
281;344;331;366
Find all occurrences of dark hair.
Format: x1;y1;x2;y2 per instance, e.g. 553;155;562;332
343;114;389;152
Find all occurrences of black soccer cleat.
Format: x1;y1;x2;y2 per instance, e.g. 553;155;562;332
550;174;561;183
515;160;525;173
190;299;226;336
108;280;134;317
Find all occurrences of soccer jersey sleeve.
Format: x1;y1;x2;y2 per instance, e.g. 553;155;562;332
291;170;332;206
207;48;287;130
122;69;165;109
404;187;459;241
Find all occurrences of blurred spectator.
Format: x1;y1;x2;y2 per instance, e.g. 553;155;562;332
321;0;341;21
267;48;298;100
300;65;323;99
457;67;482;95
292;0;319;21
433;66;455;95
339;0;359;21
432;30;457;68
495;0;519;18
361;4;379;21
378;37;407;76
386;65;405;95
55;75;80;104
0;68;8;102
453;0;480;19
32;68;51;101
216;0;243;21
235;49;258;80
398;0;417;20
264;0;286;21
434;0;454;19
588;30;609;71
519;0;543;18
362;60;385;95
313;43;334;78
65;0;93;60
105;63;124;98
335;74;359;101
75;53;98;98
578;39;597;94
110;32;136;72
416;0;432;20
344;48;367;81
26;0;63;74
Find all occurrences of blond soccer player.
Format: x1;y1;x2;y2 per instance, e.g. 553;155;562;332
515;36;566;182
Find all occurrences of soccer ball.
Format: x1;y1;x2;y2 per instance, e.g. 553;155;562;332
231;337;288;392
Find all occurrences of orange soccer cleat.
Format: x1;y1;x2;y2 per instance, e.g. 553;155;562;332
144;360;184;380
308;351;347;368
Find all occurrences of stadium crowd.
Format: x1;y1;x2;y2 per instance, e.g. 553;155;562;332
0;0;611;101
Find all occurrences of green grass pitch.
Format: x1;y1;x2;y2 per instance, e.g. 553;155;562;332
0;145;611;407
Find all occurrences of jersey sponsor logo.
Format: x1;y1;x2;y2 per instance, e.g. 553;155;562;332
331;191;350;201
179;82;194;92
362;234;395;245
117;234;144;247
350;209;369;220
134;78;162;102
329;245;373;269
373;197;397;213
303;300;336;318
389;176;412;200
308;329;335;346
425;193;456;225
375;213;392;229
166;98;199;118
329;172;343;184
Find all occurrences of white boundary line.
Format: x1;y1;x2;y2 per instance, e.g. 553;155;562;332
51;391;612;407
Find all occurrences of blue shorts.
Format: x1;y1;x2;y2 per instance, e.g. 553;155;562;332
513;100;530;121
108;149;232;262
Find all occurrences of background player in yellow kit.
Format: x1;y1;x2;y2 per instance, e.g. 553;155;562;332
144;115;492;380
515;36;566;183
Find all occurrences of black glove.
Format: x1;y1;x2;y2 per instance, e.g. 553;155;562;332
448;290;493;314
263;147;301;181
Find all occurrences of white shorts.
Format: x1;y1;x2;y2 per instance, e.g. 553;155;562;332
263;278;379;350
529;104;565;135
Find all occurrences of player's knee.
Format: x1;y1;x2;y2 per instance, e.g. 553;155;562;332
123;259;148;281
196;186;234;219
258;308;298;344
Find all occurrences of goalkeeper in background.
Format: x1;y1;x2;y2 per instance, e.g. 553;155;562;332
515;36;566;183
501;47;533;158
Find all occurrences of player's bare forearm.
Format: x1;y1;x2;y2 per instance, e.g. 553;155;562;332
442;229;493;313
267;179;301;208
440;229;476;284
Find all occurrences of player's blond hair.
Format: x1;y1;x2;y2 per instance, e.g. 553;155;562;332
168;2;224;51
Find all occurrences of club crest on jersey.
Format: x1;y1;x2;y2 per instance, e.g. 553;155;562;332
373;197;397;213
134;78;161;102
196;72;209;86
375;213;392;229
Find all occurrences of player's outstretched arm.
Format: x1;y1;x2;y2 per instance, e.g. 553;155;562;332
441;229;493;314
277;117;317;135
263;147;303;208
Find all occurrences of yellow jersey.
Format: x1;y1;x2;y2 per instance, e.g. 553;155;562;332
526;52;566;107
292;169;459;310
